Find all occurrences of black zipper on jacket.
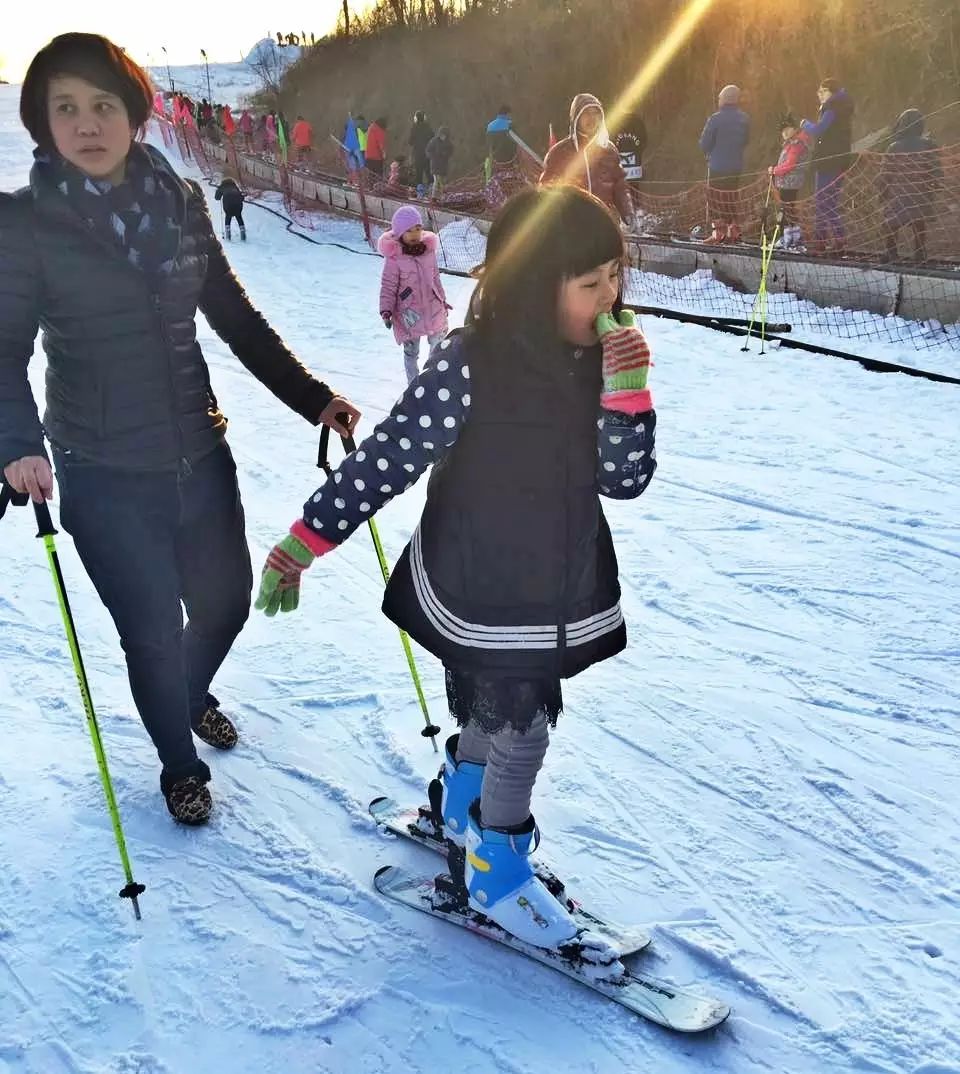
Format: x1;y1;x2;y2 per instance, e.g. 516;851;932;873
152;290;191;478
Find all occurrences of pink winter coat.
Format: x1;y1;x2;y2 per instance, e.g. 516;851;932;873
377;231;450;345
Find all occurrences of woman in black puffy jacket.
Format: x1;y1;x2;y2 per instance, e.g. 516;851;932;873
0;33;360;825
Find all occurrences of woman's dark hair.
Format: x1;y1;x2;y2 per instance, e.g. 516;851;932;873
20;33;154;148
469;185;625;344
819;77;841;94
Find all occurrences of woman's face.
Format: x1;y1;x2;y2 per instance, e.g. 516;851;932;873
557;258;621;346
47;74;133;184
817;85;831;104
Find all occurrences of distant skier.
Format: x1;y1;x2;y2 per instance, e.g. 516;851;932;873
801;77;855;255
768;112;813;249
291;114;313;162
485;104;515;168
698;84;750;243
365;116;388;176
256;186;657;962
377;205;450;384
265;111;277;156
878;108;942;263
214;176;246;241
425;126;454;198
540;93;634;226
408;110;435;190
239;108;254;151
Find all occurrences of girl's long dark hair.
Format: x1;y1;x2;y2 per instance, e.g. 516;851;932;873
469;186;625;348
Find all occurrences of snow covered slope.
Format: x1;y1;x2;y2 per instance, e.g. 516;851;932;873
147;58;262;111
146;39;302;109
2;83;960;1073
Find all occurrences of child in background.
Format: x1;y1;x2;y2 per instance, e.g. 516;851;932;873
255;187;657;968
377;205;450;384
768;113;813;249
386;156;411;192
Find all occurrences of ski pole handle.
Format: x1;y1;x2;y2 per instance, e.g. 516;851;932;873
316;414;357;474
32;498;58;539
0;480;29;522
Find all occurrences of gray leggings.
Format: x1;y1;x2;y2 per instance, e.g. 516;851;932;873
456;711;550;829
402;332;446;384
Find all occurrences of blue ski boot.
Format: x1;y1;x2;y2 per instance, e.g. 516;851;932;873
417;734;484;847
464;802;581;949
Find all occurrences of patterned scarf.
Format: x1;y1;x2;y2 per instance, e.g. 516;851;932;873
35;143;183;277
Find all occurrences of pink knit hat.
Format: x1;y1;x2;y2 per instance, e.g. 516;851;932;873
391;205;423;236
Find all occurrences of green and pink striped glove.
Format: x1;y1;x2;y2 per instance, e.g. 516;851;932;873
595;309;654;413
255;521;336;616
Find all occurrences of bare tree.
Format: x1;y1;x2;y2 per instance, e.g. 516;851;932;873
246;40;289;99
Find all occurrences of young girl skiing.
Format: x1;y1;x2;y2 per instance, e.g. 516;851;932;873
378;206;450;384
255;186;657;964
214;176;246;241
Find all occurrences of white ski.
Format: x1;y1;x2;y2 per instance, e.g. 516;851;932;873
374;865;730;1033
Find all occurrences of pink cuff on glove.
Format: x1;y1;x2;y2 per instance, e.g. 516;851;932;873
291;519;338;557
601;388;654;415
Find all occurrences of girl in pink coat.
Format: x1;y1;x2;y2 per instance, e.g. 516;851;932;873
378;205;450;383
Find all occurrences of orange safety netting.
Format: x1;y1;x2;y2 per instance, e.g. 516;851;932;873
155;111;959;350
634;146;960;267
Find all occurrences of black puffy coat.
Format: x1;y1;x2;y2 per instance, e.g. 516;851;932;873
880;109;943;225
214;179;245;214
0;146;332;473
409;117;435;162
425;131;454;177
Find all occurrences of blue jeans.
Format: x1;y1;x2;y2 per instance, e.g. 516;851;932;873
53;442;253;781
814;170;846;244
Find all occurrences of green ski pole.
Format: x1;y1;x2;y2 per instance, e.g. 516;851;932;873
0;482;146;919
743;176;779;354
317;425;440;751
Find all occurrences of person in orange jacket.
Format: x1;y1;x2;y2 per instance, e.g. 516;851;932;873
291;114;313;162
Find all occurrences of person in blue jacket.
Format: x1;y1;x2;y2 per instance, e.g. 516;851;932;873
801;78;855;254
255;186;657;966
698;84;750;242
486;104;515;166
